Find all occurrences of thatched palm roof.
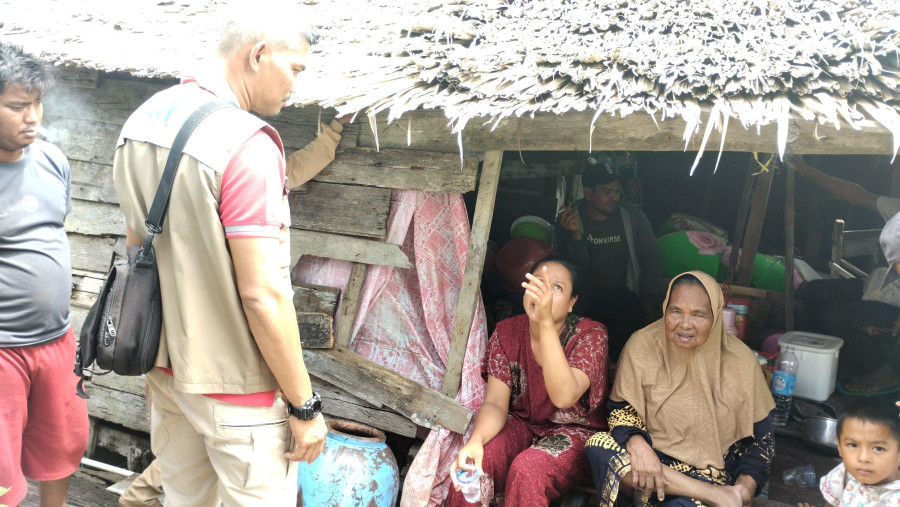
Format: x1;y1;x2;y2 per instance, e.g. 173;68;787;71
3;0;899;161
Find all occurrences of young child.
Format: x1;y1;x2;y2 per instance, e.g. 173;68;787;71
800;401;900;506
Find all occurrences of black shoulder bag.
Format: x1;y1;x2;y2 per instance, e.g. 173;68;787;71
75;100;232;398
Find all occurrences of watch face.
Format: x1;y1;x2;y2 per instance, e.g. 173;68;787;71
289;393;321;420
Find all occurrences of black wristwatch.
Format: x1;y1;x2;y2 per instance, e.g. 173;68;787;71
287;392;322;420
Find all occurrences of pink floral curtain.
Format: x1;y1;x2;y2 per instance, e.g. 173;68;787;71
292;189;488;506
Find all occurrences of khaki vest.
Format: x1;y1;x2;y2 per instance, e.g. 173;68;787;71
113;83;289;394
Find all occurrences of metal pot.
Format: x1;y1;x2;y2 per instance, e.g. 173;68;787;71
804;416;839;455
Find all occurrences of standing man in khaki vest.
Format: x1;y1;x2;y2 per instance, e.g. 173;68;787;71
113;5;332;505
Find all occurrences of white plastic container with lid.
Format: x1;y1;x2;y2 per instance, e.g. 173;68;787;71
777;331;844;402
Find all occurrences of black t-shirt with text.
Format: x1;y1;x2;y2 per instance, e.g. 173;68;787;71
582;211;628;289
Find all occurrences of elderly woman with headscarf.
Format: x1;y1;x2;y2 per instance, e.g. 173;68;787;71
585;271;775;507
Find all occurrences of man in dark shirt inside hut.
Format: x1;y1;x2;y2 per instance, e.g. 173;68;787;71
556;157;661;362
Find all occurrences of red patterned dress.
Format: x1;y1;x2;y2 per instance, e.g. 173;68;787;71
447;313;609;506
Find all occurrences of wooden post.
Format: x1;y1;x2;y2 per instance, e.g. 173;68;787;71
334;262;369;348
784;164;795;331
727;158;756;285
442;150;503;398
737;157;776;286
890;160;900;198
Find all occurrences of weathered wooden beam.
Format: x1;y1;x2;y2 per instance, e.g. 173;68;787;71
296;313;334;349
288;182;391;239
442;150;503;398
292;282;341;313
91;372;146;397
54;67;101;89
292;284;340;349
737;161;776;286
92;422;152;467
72;269;105;293
334;263;369;348
42;117;121;166
83;383;150;433
499;157;583;180
69;233;116;273
45;76;357;169
268;105;360;152
71;270;104;335
66;199;126;237
71;269;105;318
71;305;90;337
313;147;479;193
70;160;118;204
311;375;417;438
113;236;128;262
303;346;473;435
289;229;412;268
357;109;898;155
43;76;898;159
45;73;162;124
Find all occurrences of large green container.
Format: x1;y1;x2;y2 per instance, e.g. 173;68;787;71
657;231;726;280
748;253;788;292
656;213;729;240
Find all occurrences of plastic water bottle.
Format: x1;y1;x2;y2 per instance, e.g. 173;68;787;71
455;468;481;503
770;347;799;426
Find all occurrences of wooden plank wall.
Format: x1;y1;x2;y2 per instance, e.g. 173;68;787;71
45;69;480;461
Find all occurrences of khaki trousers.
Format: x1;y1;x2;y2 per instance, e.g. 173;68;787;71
119;458;163;507
145;369;297;507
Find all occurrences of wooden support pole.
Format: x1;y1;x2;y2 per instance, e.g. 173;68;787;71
334;262;369;348
442;150;504;398
737;158;776;286
727;161;756;285
891;160;900;198
785;165;795;331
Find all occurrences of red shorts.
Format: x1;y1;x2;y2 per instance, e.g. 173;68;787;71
0;327;89;506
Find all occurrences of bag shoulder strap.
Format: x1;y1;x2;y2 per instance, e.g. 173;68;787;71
142;100;234;251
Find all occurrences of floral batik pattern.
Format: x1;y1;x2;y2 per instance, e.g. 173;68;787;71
586;401;775;507
533;433;573;458
508;361;524;406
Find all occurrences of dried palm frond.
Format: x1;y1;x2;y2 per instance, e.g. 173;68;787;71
3;0;899;157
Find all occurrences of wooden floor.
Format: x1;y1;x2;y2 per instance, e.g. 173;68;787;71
21;468;122;507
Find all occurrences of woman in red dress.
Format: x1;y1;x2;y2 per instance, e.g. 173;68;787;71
448;255;609;506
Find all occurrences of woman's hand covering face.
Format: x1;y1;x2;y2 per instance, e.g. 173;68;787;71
522;262;576;327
